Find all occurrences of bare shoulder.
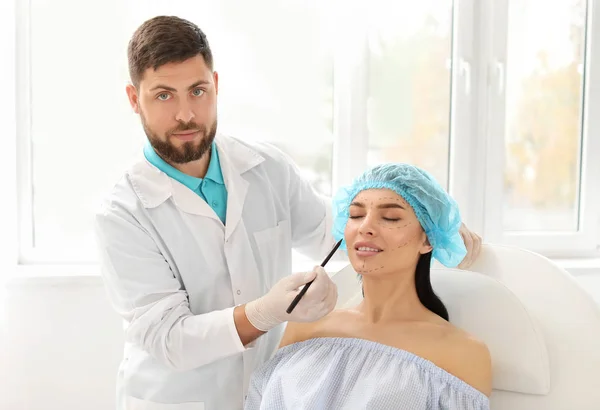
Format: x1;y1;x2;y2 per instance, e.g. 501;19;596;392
442;326;493;396
277;312;336;348
278;321;315;348
278;309;355;348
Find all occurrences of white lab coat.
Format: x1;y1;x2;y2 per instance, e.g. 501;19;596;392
95;134;339;410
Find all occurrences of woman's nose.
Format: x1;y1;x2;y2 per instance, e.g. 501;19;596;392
358;214;377;237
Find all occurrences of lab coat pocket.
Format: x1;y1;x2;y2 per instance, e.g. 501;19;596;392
253;220;291;286
125;396;205;410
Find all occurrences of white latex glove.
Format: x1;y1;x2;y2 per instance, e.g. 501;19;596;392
245;266;338;332
457;222;483;269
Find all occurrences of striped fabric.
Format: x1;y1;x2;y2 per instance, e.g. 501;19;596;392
244;337;489;410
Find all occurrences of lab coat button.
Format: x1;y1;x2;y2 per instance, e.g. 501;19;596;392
237;290;241;295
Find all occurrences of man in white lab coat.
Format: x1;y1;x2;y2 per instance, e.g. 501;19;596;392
95;15;481;410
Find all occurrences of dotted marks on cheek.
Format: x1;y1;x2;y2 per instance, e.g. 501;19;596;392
372;197;412;229
395;239;412;249
381;235;414;251
377;221;413;230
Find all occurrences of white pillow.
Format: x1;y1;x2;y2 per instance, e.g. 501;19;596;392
431;269;550;395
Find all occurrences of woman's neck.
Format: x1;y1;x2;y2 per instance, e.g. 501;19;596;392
356;270;431;324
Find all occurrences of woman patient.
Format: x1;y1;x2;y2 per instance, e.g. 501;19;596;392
244;163;492;409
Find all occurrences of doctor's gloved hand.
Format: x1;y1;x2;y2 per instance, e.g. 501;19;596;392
244;266;338;332
457;222;483;269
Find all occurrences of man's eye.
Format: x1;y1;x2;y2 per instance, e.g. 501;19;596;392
192;88;204;97
157;93;170;101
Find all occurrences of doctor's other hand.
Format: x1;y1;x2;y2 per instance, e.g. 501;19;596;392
245;266;337;332
457;222;482;270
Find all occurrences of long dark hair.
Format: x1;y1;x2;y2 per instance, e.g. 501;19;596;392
360;252;449;321
414;252;449;321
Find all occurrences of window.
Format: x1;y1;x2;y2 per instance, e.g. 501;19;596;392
366;1;454;189
484;0;600;256
10;0;600;266
211;2;335;196
17;0;333;263
503;0;586;232
0;0;18;268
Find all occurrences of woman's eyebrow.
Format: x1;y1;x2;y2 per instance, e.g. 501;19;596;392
349;202;405;209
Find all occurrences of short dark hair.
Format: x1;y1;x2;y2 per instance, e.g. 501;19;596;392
127;16;214;87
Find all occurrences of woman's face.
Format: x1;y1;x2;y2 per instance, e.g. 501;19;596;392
344;188;432;276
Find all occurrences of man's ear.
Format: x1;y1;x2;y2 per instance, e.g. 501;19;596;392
213;71;219;95
126;84;140;114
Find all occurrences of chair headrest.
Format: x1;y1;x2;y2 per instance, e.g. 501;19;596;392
431;269;550;395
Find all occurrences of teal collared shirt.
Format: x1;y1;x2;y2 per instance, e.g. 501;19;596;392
143;141;228;224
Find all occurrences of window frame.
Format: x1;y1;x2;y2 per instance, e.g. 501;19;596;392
481;0;600;257
14;0;35;265
448;0;486;234
0;0;19;271
330;0;484;230
9;0;600;271
330;1;369;192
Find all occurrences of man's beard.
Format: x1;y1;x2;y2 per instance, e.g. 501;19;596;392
141;113;218;164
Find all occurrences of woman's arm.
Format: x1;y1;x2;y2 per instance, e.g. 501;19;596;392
447;334;493;397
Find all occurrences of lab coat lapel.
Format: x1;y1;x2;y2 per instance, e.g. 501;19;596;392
224;171;248;241
132;135;264;229
129;154;220;220
216;135;264;241
170;181;221;221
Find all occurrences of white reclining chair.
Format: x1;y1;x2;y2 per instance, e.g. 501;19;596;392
332;244;600;410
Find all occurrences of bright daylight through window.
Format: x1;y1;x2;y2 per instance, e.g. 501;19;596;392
12;0;600;265
503;0;587;232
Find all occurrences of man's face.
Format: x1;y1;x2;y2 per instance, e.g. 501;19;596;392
126;54;219;164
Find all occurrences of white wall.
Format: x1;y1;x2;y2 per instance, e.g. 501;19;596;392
578;274;600;305
1;276;124;410
2;268;599;410
0;261;348;410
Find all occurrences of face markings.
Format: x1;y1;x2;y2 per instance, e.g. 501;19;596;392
376;221;413;230
356;262;384;273
352;196;413;230
360;265;385;273
354;233;417;273
351;193;417;274
377;197;409;206
395;238;412;249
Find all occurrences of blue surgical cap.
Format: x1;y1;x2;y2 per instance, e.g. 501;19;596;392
332;163;467;268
